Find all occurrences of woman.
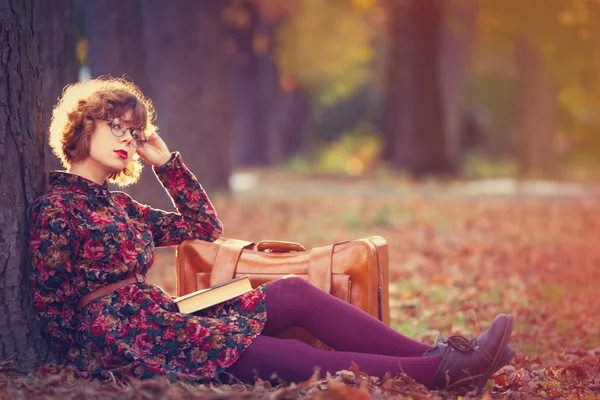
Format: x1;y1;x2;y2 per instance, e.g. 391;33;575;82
30;78;515;392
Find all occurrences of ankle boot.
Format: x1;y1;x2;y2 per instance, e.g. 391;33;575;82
425;314;515;392
424;333;516;377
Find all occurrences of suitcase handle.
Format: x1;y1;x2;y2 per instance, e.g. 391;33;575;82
256;240;306;253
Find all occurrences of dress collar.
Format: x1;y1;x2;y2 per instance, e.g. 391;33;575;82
49;171;111;197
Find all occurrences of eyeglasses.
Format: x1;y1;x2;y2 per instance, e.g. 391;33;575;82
104;118;147;148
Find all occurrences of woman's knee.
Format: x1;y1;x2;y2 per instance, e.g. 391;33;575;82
272;276;313;293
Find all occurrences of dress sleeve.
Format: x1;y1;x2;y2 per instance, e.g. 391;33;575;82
29;197;79;354
134;152;224;247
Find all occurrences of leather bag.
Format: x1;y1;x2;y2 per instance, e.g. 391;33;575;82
175;236;390;348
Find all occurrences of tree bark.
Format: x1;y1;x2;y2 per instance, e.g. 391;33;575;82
141;0;231;200
0;0;51;368
37;0;79;175
514;36;557;179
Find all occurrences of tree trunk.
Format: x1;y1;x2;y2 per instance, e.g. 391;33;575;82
383;0;412;165
255;9;292;166
0;0;51;368
84;0;171;209
514;36;557;179
439;0;477;168
257;10;310;165
84;0;149;94
227;1;266;167
406;0;452;176
141;0;231;201
276;87;310;160
385;0;452;176
37;0;79;175
226;1;298;167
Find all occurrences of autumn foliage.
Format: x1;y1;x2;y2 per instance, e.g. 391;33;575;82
2;175;599;399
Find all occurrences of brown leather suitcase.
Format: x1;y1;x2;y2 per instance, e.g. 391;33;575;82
175;236;390;348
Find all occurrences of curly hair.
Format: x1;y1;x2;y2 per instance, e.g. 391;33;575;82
49;77;158;187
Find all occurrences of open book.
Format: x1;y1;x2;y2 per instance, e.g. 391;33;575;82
174;275;253;314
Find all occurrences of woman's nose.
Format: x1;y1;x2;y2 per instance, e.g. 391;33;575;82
120;131;134;144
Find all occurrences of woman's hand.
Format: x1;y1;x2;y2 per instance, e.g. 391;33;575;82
136;132;171;167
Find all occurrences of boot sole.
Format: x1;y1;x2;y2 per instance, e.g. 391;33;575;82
446;314;515;393
492;345;516;374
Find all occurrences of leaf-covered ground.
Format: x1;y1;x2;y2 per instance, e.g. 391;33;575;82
2;176;599;399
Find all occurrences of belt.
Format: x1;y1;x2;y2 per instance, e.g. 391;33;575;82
76;274;146;310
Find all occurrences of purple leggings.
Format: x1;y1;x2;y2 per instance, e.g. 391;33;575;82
225;277;441;388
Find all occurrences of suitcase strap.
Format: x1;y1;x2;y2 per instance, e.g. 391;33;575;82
308;245;333;293
210;239;255;286
210;238;334;294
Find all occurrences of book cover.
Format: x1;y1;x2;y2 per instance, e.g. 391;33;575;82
174;275;253;314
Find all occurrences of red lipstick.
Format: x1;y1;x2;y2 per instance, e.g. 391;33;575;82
114;150;127;160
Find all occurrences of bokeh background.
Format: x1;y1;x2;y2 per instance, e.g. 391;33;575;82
37;2;600;387
41;0;600;188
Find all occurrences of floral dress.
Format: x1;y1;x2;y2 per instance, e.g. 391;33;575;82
29;152;267;383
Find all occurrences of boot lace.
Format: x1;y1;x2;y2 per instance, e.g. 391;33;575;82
446;335;477;353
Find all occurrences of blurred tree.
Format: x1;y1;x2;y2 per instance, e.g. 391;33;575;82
252;0;309;163
83;0;176;210
226;0;296;167
565;0;600;173
226;0;267;166
480;1;561;179
226;0;307;165
84;0;173;209
273;87;310;160
476;0;600;178
514;36;557;179
382;0;410;166
83;0;149;93
384;0;453;176
141;0;232;194
37;0;79;176
439;0;478;167
0;0;50;368
225;0;309;167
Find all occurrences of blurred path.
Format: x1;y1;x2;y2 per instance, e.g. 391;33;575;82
229;171;600;200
